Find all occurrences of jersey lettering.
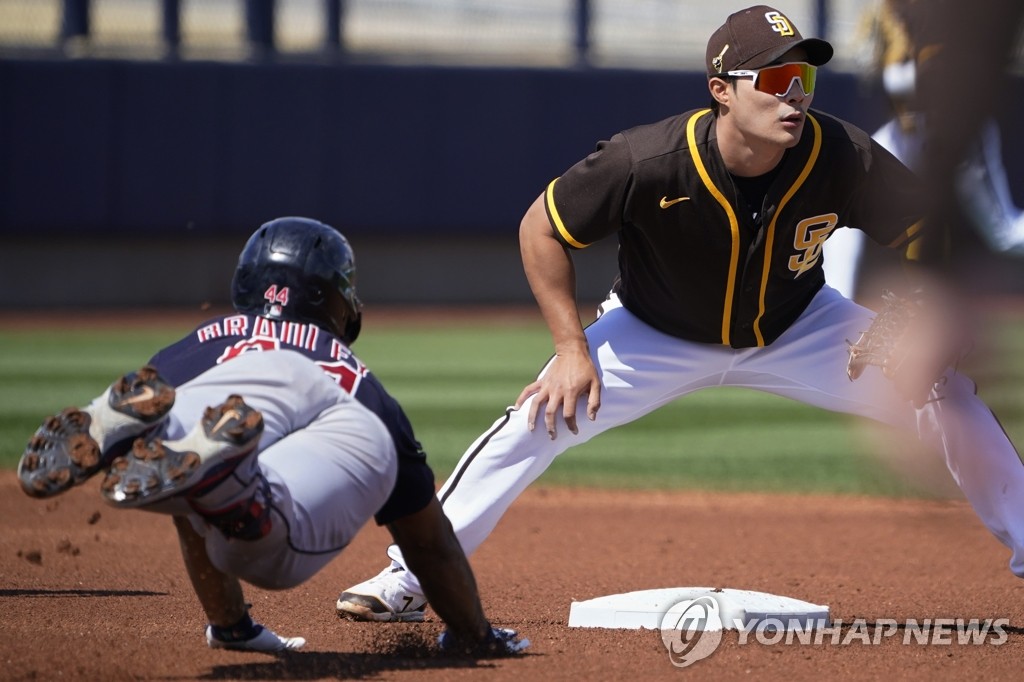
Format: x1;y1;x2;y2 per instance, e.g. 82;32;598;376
200;315;323;363
253;316;277;338
224;315;248;336
765;11;795;37
197;315;250;342
788;213;839;277
280;320;319;351
329;338;353;362
196;322;225;342
161;313;374;404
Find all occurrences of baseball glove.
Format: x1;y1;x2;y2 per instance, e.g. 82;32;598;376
846;289;963;407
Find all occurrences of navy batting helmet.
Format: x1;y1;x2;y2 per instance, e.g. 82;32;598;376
231;217;363;343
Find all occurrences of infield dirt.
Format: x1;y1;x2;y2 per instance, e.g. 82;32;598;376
3;471;1023;681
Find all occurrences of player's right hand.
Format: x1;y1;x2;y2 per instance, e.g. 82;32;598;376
515;347;600;440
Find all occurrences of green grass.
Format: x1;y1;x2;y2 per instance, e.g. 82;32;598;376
0;328;190;465
2;309;1022;498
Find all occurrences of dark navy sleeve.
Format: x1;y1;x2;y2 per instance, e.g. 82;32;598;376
355;375;437;525
147;333;229;387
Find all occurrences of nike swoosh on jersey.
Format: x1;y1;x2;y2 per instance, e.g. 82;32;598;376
659;196;690;209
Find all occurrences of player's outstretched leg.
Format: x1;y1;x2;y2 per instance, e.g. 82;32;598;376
336;566;427;622
18;366;175;498
100;395;263;508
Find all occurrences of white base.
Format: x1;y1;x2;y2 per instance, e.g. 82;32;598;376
568;587;830;631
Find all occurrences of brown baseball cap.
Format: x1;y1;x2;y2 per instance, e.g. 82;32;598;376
706;5;833;76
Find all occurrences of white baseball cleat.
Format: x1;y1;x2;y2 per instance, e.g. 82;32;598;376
18;366;175;498
205;625;305;652
101;394;263;507
336;566;427;622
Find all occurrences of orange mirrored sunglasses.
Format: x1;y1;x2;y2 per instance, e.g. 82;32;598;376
725;62;817;97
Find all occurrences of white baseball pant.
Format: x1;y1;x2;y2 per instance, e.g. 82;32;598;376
384;285;1024;593
156;350;398;590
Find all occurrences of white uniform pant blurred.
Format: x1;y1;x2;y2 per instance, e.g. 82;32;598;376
385;287;1024;590
823;116;1024;299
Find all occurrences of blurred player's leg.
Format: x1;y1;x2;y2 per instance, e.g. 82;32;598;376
956;121;1024;255
822;227;865;300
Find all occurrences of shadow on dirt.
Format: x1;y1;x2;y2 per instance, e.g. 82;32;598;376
186;631;529;680
0;588;167;597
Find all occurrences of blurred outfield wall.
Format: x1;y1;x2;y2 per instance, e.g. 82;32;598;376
1;2;1022;308
0;59;909;309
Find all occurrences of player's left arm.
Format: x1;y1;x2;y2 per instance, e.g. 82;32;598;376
388;498;527;655
517;191;601;439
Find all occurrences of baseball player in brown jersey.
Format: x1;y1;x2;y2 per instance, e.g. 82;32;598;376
336;5;1024;622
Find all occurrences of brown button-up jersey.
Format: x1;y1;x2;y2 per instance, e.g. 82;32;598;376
545;108;925;347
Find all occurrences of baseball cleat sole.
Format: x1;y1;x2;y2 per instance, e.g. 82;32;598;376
101;395;263;507
18;366;174;498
